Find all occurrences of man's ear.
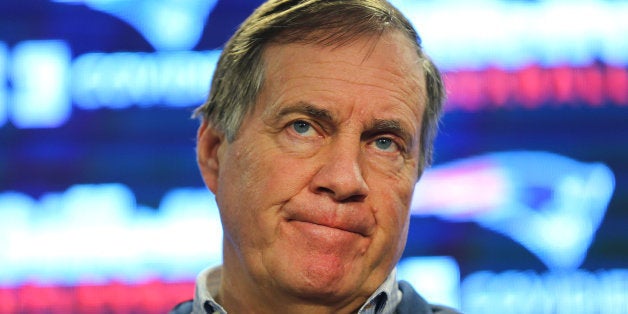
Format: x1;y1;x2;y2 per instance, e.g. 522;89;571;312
196;120;225;194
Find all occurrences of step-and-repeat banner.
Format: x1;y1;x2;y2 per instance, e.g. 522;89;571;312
1;1;627;313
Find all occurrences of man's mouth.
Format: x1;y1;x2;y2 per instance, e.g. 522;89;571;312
291;219;355;232
287;220;367;241
285;216;372;238
282;203;376;237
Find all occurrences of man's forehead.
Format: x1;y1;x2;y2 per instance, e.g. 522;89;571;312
260;34;426;100
264;31;422;68
257;31;426;132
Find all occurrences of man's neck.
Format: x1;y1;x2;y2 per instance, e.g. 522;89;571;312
218;265;369;314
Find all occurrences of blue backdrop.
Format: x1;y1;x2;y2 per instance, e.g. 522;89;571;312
1;1;627;313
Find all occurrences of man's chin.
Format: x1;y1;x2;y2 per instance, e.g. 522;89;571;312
272;257;367;304
262;222;377;302
281;278;360;305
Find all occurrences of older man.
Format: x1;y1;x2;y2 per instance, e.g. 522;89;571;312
171;0;457;313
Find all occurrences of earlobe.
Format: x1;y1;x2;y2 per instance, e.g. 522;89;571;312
197;120;225;193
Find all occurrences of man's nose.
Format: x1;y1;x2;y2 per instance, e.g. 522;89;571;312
309;142;369;202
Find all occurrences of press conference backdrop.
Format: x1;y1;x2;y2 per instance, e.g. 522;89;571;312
1;0;627;313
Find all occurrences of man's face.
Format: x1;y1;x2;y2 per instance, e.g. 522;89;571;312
198;31;426;304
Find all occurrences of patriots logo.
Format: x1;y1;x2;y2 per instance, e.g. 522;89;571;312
413;151;615;271
53;0;220;51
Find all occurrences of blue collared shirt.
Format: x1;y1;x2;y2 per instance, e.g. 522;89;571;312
190;265;402;314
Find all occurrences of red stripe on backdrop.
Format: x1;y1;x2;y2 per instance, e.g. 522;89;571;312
444;64;628;111
0;280;194;314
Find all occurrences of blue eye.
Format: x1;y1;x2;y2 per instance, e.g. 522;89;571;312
375;138;392;149
374;138;396;151
292;120;311;134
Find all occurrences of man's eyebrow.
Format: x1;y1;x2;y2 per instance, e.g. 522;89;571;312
362;119;414;146
275;102;335;124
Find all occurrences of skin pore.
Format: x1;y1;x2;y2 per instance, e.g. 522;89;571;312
197;30;427;313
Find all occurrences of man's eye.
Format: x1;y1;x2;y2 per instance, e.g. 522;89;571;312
291;120;314;135
373;137;398;152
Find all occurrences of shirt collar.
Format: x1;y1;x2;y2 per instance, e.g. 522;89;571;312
191;265;401;314
192;266;225;314
358;268;402;314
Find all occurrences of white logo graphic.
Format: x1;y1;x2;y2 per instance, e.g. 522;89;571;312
53;0;220;51
412;151;615;270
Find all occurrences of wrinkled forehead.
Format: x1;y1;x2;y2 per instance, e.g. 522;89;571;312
260;30;427;109
267;23;421;52
256;31;426;137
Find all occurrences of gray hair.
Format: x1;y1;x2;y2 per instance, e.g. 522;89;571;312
194;0;445;171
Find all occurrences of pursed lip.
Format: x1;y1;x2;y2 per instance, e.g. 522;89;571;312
283;204;375;237
287;219;366;237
